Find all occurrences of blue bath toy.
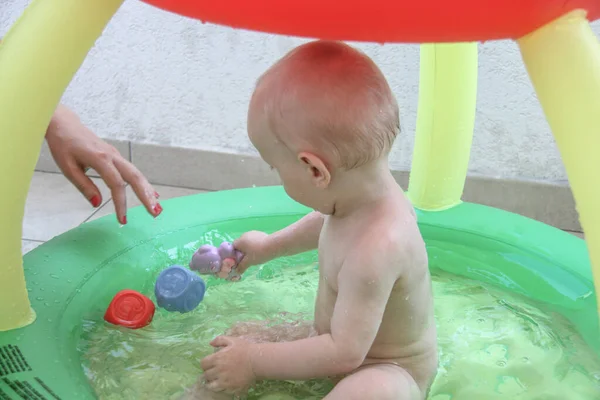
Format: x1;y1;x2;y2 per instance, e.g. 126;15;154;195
155;265;206;313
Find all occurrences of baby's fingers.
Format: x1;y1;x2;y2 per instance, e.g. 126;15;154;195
234;256;251;275
205;380;225;393
210;336;232;348
202;366;218;382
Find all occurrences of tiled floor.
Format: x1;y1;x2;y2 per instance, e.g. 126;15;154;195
21;171;585;255
22;171;205;254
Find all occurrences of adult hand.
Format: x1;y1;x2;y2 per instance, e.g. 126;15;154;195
45;105;162;224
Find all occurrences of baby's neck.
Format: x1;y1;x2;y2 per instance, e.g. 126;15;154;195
329;160;399;218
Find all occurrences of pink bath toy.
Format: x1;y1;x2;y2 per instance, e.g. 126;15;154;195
189;242;244;281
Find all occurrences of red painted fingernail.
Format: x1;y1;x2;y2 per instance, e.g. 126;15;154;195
153;203;163;217
90;195;101;208
120;215;127;225
154;191;160;199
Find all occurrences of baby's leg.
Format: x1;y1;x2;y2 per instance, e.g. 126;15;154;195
325;364;422;400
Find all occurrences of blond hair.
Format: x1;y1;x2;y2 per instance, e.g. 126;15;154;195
251;40;399;170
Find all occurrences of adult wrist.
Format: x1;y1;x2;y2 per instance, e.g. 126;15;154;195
46;104;78;139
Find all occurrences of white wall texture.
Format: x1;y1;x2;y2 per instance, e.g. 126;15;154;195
2;0;599;182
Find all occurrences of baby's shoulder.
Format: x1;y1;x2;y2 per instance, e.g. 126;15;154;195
349;226;411;269
350;208;424;273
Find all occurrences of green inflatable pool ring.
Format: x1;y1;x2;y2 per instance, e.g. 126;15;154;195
0;186;597;399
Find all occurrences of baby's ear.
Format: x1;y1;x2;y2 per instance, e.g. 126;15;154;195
298;151;331;189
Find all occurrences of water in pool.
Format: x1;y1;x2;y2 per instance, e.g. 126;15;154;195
78;231;600;400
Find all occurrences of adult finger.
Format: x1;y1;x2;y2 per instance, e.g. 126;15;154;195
94;161;128;224
60;160;103;208
113;158;162;217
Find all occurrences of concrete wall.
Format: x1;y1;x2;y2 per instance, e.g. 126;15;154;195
2;0;599;182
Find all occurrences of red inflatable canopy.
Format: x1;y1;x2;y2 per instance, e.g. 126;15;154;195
140;0;599;43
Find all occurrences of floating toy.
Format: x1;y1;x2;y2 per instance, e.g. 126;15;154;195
155;265;207;313
104;289;155;329
190;242;244;281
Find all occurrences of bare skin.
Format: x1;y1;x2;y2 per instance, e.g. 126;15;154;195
193;191;437;400
195;40;438;400
315;193;438;398
47;105;162;223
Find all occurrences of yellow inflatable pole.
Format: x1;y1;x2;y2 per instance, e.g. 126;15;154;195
0;0;124;331
517;10;600;317
407;43;478;211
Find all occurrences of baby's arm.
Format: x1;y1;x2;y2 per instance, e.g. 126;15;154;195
266;211;324;258
247;242;399;380
234;211;324;272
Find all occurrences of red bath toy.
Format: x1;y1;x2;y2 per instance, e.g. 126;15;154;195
104;289;155;329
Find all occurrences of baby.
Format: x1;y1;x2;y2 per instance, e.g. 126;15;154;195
191;40;438;400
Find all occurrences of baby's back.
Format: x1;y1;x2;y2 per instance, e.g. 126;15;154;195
316;190;438;393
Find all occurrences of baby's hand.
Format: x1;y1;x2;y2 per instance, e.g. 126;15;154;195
233;231;271;274
201;336;256;395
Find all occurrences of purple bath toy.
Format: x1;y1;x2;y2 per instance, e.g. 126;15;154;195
189;242;244;281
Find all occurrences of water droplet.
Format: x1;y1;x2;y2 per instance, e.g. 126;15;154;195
521;357;529;363
477;318;485;323
35;297;43;301
44;302;50;307
496;361;506;367
50;274;59;279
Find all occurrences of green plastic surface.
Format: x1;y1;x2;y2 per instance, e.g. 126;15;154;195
0;186;597;399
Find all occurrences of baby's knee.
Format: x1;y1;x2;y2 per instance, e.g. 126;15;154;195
366;372;419;400
327;365;421;400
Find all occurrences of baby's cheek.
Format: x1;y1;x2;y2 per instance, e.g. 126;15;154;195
282;185;302;204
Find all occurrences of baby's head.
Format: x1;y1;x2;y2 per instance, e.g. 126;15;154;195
248;40;399;213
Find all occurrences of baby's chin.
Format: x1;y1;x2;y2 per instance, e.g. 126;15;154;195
310;203;335;215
